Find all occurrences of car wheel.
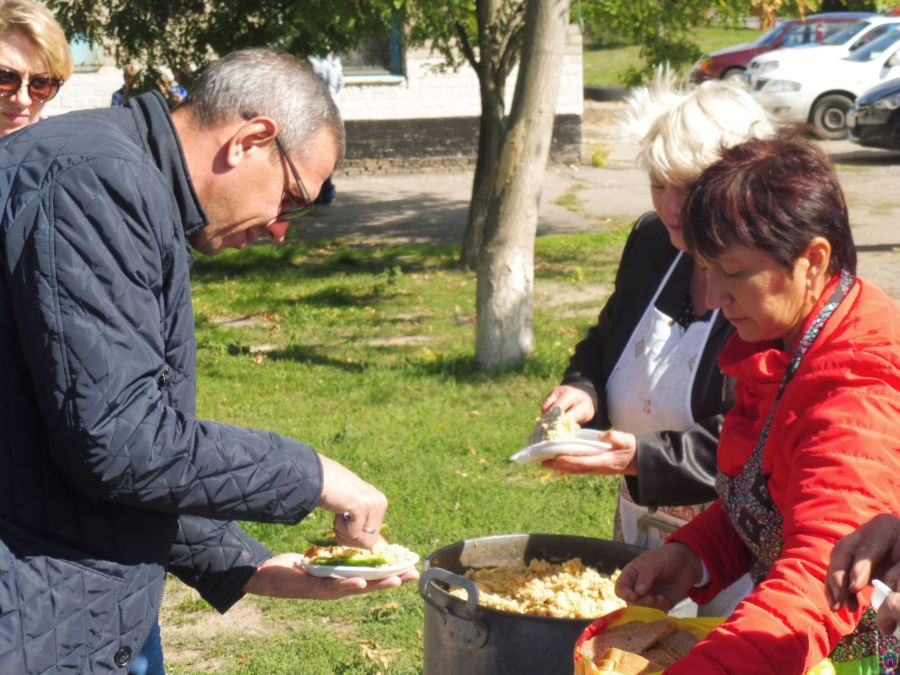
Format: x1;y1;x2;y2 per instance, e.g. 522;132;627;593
811;94;853;140
721;68;745;83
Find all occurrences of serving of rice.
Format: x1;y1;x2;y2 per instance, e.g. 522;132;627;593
305;540;418;566
449;558;625;619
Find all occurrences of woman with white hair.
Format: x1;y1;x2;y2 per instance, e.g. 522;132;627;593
539;73;773;616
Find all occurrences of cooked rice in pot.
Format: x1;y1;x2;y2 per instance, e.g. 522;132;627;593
449;558;625;619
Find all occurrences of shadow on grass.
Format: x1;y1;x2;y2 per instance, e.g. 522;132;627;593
191;238;460;284
405;352;561;383
285;285;391;309
228;343;367;372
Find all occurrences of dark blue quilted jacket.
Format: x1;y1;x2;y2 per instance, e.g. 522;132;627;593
0;92;324;673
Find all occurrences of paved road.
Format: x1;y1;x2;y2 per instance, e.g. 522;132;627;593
306;101;900;299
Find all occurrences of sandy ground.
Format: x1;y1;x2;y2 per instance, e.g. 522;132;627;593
307;100;900;299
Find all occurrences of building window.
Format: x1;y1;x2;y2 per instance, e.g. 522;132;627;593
341;19;403;78
68;36;104;73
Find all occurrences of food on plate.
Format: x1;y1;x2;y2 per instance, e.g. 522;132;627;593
529;405;581;444
304;540;418;568
578;619;699;671
449;557;625;619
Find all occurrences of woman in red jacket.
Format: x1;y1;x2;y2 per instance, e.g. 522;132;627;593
615;131;900;674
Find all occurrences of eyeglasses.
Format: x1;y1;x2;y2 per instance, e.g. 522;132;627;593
273;136;314;223
0;69;64;103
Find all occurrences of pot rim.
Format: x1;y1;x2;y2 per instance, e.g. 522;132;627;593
421;532;642;624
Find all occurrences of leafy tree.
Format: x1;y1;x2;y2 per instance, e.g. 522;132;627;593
579;0;842;85
405;0;527;271
579;1;748;83
49;0;399;88
822;0;900;10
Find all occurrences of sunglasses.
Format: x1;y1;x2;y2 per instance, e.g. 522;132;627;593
273;136;314;223
0;68;64;103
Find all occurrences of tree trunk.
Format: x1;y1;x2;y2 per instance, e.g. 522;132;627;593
460;85;505;270
460;0;509;270
475;0;570;370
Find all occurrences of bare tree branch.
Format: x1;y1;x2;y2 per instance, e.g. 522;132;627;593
454;20;480;71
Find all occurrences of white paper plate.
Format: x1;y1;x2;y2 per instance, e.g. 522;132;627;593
510;429;612;465
300;553;420;581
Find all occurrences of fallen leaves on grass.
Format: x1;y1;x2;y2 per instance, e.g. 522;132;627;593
370;601;400;620
358;639;403;668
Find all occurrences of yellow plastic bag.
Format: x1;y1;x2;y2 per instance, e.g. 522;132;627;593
573;606;834;675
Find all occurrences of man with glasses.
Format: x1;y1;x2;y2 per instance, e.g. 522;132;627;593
0;48;412;674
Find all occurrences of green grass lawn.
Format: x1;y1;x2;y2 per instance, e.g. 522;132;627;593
162;224;631;674
584;25;763;87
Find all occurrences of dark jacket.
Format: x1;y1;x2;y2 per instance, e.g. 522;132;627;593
561;213;734;507
0;92;323;673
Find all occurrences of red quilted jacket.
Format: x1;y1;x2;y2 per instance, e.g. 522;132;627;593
667;275;900;674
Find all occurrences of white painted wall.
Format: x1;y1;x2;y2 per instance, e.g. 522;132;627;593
43;65;123;117
339;24;583;120
47;24;584;122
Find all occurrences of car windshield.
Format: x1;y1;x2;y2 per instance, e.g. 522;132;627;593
757;21;789;46
847;29;900;61
824;21;870;46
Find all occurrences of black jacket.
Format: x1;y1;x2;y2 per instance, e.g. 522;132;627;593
562;213;734;507
0;92;323;673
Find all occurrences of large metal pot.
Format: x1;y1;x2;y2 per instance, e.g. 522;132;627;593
419;533;645;675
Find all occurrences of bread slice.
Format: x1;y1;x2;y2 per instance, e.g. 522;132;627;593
659;629;698;659
592;647;654;674
581;620;677;659
641;644;681;668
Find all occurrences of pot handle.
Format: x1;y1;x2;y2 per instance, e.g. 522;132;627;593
637;512;680;537
420;567;488;649
420;567;480;619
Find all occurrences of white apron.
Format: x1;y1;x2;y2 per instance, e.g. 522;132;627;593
605;253;751;616
607;252;715;438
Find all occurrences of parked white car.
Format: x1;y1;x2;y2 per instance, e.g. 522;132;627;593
745;15;900;90
749;30;900;138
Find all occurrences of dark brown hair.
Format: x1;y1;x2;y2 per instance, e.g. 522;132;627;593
683;130;856;275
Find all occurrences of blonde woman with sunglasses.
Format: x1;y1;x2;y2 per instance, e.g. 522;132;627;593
0;0;72;137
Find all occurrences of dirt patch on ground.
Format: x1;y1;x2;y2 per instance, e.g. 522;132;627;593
535;281;609;309
158;578;280;672
366;335;434;346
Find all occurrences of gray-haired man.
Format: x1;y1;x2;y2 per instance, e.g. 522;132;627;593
0;48;413;674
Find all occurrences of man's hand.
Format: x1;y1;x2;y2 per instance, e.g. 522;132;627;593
542;429;638;476
243;553;419;600
615;542;702;612
317;455;388;550
826;514;900;612
540;385;596;424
